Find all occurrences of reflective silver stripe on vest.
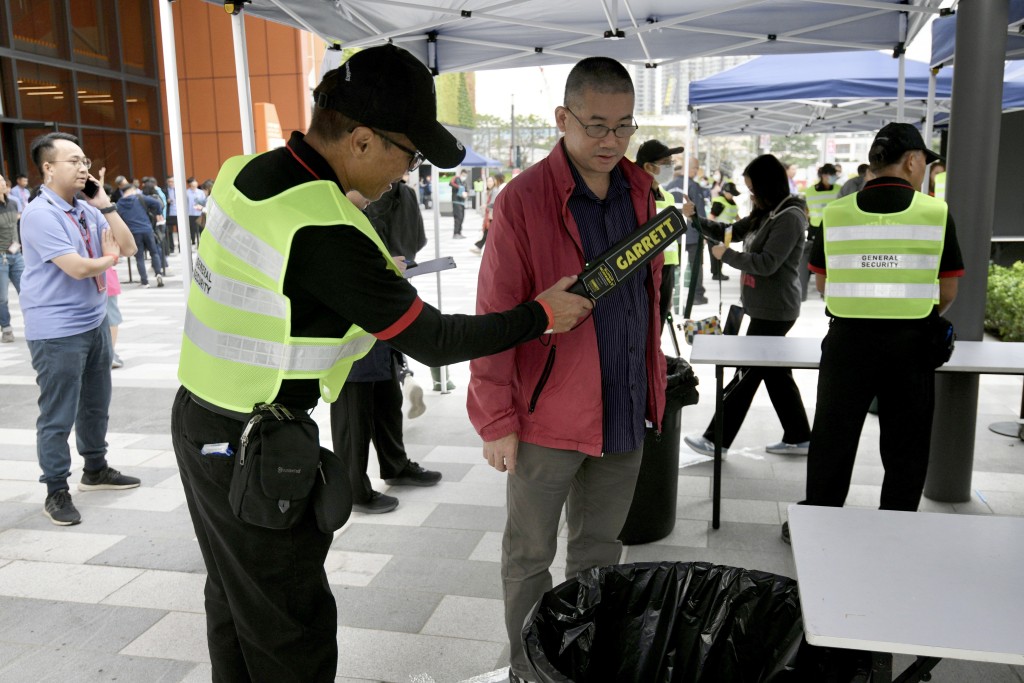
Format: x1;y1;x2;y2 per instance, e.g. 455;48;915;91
202;197;284;281
827;254;940;270
825;282;940;299
827;224;944;242
193;256;288;319
184;311;375;371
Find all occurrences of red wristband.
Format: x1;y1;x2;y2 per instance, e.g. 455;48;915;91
536;298;555;334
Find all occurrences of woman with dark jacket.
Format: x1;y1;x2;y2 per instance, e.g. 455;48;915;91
682;154;812;458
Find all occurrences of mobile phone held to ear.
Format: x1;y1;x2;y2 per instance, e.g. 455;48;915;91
83;178;100;199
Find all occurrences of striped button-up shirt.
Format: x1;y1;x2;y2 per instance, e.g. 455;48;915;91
567;162;649;454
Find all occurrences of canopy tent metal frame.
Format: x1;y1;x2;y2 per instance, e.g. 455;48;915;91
156;0;1014;500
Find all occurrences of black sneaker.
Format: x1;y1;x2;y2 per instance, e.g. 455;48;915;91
385;461;442;487
78;466;141;491
781;521;791;545
352;491;399;514
693;295;710;305
44;489;81;526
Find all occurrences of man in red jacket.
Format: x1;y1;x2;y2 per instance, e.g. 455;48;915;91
468;57;667;683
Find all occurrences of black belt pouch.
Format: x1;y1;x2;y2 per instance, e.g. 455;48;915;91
229;407;320;530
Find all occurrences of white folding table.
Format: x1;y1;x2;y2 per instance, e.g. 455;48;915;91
788;505;1024;682
689;336;1024;528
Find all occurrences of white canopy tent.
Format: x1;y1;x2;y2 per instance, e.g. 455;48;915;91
158;0;944;294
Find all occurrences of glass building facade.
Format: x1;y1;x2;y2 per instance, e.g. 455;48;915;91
0;0;164;186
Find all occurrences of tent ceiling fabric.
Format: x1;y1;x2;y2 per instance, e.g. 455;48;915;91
689;51;954;136
214;0;942;73
930;0;1024;68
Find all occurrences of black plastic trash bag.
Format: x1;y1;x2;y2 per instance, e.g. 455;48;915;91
523;562;803;683
665;356;700;410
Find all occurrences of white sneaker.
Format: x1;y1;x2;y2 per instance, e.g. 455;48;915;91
403;379;426;419
766;440;810;456
1;326;13;343
684;434;728;460
156;274;164;288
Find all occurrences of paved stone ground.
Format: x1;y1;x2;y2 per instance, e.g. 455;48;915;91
0;209;1021;682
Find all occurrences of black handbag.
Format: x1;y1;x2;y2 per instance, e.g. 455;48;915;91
927;315;956;369
313;446;353;534
228;403;321;530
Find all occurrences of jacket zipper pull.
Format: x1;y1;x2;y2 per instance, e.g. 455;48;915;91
238;413;263;467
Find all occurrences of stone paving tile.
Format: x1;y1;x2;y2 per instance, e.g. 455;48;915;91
346;500;438;528
102;569;206;613
0;528;124;564
720;476;806;502
370;555;502;600
0;560;143;603
119;611;209;663
0;596;169;651
336;523;484;560
0;645;197;682
705;521;794;555
333;584;443;633
627;518;709;550
336;626;505;683
0;501;38;530
325;549;393;587
421;595;506;643
423;503;508;532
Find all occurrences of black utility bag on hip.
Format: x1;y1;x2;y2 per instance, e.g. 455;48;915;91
927;315;956;369
228;403;322;530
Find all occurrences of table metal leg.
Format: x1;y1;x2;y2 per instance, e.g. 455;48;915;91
713;364;724;530
893;656;941;683
871;652;893;683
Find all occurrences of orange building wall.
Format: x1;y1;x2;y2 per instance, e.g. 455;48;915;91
153;0;320;182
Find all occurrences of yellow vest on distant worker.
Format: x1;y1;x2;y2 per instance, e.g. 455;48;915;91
655;195;680;266
933;171;947;202
804;184;842;226
711;196;739;224
178;154;401;413
822;191;946;319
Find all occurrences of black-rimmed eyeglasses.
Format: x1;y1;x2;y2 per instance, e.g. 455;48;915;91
373;130;425;172
563;107;638;139
53;157;92;170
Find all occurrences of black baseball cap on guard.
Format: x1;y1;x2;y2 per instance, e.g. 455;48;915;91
871;122;944;165
314;45;466;169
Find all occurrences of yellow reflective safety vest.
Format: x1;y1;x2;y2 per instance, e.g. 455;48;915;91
933;171;946;202
711;196;739;224
803;184;841;226
178;154;402;413
822;191;946;319
655;194;680;266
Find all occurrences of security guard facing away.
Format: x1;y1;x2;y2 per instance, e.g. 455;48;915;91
171;45;592;681
788;123;964;543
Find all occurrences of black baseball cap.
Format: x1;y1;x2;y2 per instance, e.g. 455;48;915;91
871;122;944;165
314;45;466;169
635;139;684;167
721;181;742;196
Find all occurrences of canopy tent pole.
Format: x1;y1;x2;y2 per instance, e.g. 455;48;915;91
677;116;694;318
926;0;1010;503
896;51;906;123
232;12;256;154
429;162;451;394
921;66;938;192
157;0;192;299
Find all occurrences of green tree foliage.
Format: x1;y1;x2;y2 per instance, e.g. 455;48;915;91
436;73;475;128
770;134;820;166
986;262;1024;342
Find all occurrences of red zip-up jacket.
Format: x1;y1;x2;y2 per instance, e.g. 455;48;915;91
467;141;667;456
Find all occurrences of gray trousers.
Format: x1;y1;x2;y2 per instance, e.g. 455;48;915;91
503;441;643;678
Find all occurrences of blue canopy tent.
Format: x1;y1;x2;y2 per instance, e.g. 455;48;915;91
688;51;954;136
930;0;1024;68
458;145;502;167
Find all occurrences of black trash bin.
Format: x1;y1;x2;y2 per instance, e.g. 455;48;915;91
619;357;699;545
523;561;803;683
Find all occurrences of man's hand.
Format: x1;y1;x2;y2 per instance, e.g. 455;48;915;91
710;244;727;260
536;275;593;332
101;229;121;259
85;172;113;209
484;432;519;474
681;197;696;218
392;255;407;273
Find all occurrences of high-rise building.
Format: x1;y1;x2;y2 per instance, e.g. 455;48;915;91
630;56;750;117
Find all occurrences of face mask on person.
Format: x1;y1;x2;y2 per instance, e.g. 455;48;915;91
655;164;674;185
825;175;836;185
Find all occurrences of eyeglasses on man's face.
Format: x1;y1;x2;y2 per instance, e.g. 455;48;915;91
373;130;425;172
564;107;638;139
52;157;92;170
